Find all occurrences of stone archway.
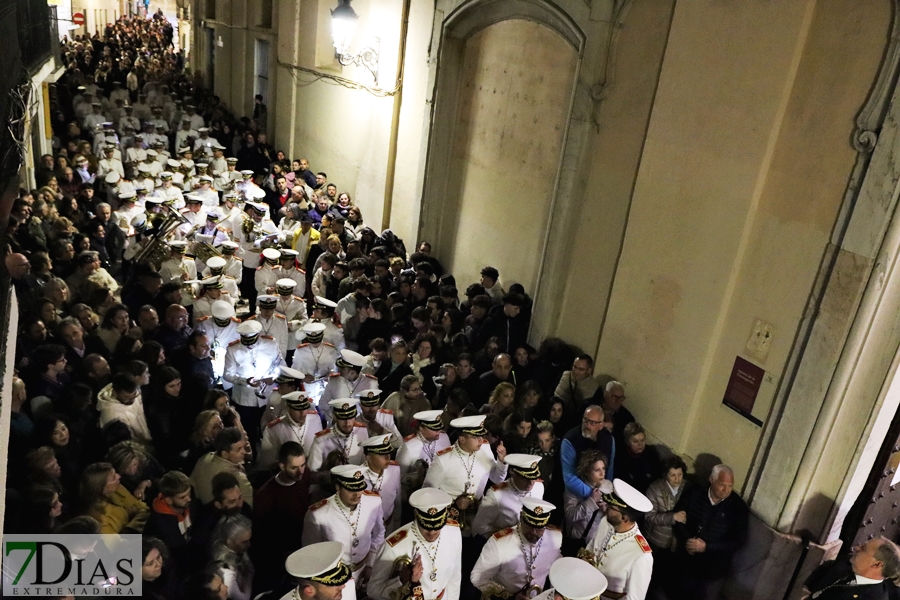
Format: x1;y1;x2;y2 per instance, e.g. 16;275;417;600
418;0;591;333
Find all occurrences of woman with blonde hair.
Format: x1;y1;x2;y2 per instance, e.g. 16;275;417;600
42;280;68;315
105;441;162;502
481;381;516;420
184;410;225;472
49;216;75;242
79;462;149;534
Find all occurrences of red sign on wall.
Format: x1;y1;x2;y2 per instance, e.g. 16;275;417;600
72;12;85;26
722;356;764;426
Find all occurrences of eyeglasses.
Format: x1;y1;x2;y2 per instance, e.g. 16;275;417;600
582;417;603;427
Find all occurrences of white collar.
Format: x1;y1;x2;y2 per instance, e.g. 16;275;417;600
856;574;883;585
275;472;297;487
708;489;724;505
611;522;637;537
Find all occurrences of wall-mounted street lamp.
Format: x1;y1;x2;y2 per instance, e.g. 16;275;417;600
331;0;380;84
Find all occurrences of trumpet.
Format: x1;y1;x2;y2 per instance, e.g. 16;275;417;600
241;215;256;236
391;542;419;578
185;222;203;240
576;547;596;565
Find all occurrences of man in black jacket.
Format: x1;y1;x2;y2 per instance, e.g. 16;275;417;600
376;339;415;397
479;293;529;354
673;463;749;600
144;471;200;575
174;330;215;404
475;353;515;408
802;537;900;599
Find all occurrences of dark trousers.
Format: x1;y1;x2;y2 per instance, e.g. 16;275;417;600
678;574;725;600
240;265;257;309
461;535;487;600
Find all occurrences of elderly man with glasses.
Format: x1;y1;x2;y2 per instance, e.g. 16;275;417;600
561;404;617;500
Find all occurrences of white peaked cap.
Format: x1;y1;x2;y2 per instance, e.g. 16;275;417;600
606;478;653;513
414;410;443;423
361;433;393;448
450;415;486;429
284;541;344;579
521;497;556;515
211;300;235;320
314;295;338;308
548;557;608;600
302;322;327;334
339;349;367;367
278;366;305;380
237;320;263;335
409;488;452;512
329;398;359;409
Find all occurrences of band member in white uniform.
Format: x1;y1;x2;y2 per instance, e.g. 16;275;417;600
259;390;323;468
256;247;283;296
297;297;345;351
292;322;339;403
203;256;240;299
530;557;608;600
319;349;378;424
368;488;463;600
248;295;290;357
471;498;563;600
223;319;284;449
261;366;306;427
356;389;403;450
194;300;240;385
280;541;357;600
397;410;452;501
274;278;308;323
423;415;508;533
308;399;370;471
360;434;402;533
278;248;306;297
302;465;385;586
472;454;546;537
582;479;654;600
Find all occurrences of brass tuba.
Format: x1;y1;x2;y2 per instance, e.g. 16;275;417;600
133;204;190;268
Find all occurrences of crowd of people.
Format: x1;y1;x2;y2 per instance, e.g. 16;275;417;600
6;11;900;600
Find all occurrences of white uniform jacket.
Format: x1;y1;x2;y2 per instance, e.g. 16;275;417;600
423;442;508;501
302;492;385;573
472;480;546;537
319;373;379;423
223;337;284;407
359;409;404;451
362;461;402;532
195;317;240;383
585;517;653;600
258;409;323;467
247;313;289;357
308;423;370;471
470;524;562;595
368;522;462;600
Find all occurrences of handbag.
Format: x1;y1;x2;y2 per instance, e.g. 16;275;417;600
561;506;602;557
